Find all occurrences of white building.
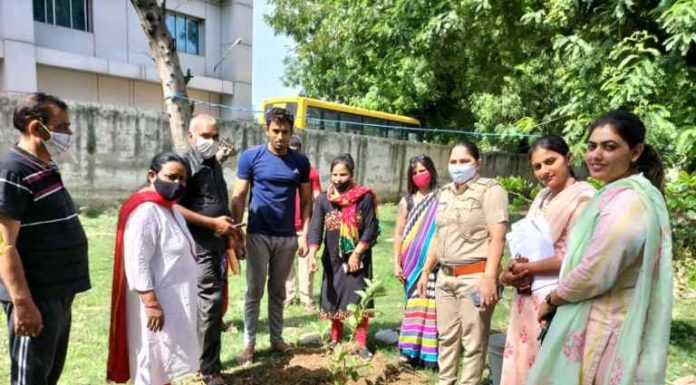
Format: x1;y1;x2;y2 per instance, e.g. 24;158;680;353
0;0;253;118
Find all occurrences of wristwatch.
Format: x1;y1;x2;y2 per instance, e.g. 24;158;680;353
545;293;557;308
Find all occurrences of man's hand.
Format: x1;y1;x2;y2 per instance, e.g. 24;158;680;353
14;299;43;337
297;236;308;257
211;216;235;236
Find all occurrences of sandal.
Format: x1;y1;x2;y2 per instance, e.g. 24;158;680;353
355;347;373;361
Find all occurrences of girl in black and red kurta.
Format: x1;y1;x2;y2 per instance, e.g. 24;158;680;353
307;154;379;361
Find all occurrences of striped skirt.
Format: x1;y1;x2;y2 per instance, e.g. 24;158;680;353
397;270;438;368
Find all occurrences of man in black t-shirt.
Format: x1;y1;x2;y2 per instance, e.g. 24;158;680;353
0;93;90;385
176;114;235;385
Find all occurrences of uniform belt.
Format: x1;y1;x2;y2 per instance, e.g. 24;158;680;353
441;261;487;277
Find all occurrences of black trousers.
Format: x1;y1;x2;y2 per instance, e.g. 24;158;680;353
197;250;224;375
1;295;74;385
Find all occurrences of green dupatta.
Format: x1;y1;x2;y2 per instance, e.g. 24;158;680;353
526;174;672;385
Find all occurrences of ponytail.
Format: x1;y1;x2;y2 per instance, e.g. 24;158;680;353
636;144;664;191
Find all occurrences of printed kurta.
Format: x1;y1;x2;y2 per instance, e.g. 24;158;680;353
501;182;595;385
527;174;673;385
123;203;200;385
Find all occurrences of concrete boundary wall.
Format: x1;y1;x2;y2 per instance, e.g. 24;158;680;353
0;96;533;207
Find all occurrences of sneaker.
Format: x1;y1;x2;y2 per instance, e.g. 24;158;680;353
355;347;373;361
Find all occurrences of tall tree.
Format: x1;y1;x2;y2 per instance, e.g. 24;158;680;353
267;0;696;168
130;0;192;150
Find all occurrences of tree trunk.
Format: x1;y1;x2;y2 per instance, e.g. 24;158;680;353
130;0;191;151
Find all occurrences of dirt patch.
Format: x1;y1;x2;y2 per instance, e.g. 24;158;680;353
182;347;430;385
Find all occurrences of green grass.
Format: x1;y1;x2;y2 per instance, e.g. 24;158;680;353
0;204;694;384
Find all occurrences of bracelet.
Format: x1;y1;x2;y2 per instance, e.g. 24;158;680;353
545;293;557;308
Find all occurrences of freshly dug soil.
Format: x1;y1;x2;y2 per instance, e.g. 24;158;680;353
182;347;430;385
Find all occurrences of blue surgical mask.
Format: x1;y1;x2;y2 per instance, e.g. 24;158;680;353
448;164;477;184
38;121;72;157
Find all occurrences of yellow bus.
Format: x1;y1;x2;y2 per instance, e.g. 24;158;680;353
260;96;421;140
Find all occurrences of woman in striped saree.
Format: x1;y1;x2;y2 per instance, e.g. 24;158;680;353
393;154;439;368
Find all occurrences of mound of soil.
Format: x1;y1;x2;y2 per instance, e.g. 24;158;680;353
184;347;429;385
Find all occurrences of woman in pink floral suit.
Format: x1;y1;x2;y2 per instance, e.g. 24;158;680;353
499;135;595;385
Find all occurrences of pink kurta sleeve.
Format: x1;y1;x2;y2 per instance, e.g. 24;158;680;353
555;188;647;303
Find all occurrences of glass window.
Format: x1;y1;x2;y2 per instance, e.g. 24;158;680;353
47;0;54;24
166;14;176;38
307;107;322;130
34;0;90;32
71;0;86;31
342;113;363;134
363;117;383;137
323;110;339;131
55;0;71;27
176;15;187;53
186;18;199;55
166;12;201;55
33;0;46;22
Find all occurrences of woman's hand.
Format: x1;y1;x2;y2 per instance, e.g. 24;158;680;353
145;305;165;332
478;275;499;308
394;260;405;282
347;252;361;273
537;301;556;325
417;273;429;298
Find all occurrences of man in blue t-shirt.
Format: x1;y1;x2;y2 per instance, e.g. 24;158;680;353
231;107;312;363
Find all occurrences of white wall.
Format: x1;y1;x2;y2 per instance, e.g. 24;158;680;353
0;0;253;111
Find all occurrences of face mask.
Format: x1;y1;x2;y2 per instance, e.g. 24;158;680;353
38;121;72;157
154;178;185;201
333;181;352;193
412;171;432;189
448;164;477;184
195;137;219;160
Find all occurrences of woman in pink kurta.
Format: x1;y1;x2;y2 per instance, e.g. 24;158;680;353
500;135;595;385
529;110;672;385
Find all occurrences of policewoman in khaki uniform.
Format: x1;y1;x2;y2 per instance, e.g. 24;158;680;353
418;141;508;385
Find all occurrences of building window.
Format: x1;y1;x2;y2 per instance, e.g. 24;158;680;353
33;0;91;32
166;12;201;55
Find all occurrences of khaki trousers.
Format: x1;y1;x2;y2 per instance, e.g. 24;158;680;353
436;270;495;385
285;252;315;305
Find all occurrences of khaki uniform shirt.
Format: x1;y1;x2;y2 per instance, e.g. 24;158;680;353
435;175;509;265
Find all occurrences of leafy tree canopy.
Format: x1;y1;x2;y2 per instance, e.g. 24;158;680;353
267;0;696;168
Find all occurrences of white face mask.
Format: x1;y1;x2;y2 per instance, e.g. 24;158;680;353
195;137;219;159
448;163;477;184
38;121;72;157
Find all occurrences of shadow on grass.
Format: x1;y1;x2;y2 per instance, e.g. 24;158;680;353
221;347;332;385
670;320;696;350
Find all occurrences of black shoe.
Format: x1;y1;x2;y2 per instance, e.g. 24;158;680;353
355;347;373;361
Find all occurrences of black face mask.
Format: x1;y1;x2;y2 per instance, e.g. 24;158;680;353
154;178;185;201
333;181;352;193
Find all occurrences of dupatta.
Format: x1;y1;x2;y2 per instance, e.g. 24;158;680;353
526;174;672;385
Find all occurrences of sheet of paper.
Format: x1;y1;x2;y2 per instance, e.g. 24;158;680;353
506;216;557;293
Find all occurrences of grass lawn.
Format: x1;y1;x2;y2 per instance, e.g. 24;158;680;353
0;203;694;384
